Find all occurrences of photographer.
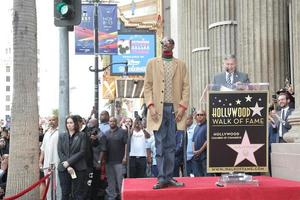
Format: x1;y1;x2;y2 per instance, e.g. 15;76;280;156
121;117;133;131
86;118;107;200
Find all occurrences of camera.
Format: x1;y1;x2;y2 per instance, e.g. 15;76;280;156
88;127;98;136
0;138;6;149
92;128;98;136
134;111;142;122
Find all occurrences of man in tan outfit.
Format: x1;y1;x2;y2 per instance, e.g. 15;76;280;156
144;37;189;189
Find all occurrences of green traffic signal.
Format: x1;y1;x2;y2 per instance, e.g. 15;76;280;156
54;0;82;27
56;2;73;18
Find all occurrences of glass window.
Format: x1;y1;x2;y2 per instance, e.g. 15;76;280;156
6;76;10;82
6;66;10;72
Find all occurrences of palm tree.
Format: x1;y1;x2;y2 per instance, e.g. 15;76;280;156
5;0;40;199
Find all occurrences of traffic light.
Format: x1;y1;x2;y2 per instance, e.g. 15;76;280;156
54;0;81;27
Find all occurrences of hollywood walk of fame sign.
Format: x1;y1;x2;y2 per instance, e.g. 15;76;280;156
207;91;269;173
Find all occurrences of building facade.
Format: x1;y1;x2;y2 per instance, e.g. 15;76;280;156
165;0;297;112
0;46;13;123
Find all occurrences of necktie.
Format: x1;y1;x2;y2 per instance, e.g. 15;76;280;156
279;109;285;137
281;109;285;120
226;73;232;86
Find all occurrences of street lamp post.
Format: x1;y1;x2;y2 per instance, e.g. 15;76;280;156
89;61;128;119
93;2;99;121
88;0;128;121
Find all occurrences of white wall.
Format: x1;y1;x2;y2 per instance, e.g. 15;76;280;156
170;0;179;57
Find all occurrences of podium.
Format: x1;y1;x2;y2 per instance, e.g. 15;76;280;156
201;83;270;174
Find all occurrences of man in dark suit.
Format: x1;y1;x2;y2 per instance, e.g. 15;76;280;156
212;54;250;90
275;93;294;143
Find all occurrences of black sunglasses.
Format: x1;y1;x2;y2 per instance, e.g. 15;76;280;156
196;113;205;116
160;39;174;45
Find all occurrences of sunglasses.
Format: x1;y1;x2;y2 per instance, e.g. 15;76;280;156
160;39;174;46
196;113;205;116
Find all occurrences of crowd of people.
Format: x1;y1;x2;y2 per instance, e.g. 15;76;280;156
36;88;296;200
0;88;296;199
34;107;215;200
0;37;296;199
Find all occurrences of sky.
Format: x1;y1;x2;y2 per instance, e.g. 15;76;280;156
0;1;12;52
0;1;148;119
0;0;100;118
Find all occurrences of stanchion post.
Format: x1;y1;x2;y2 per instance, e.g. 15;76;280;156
126;127;131;178
50;164;56;200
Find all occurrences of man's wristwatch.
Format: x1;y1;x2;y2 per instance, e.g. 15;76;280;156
97;160;101;164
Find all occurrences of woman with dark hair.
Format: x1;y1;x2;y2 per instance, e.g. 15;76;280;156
57;115;87;200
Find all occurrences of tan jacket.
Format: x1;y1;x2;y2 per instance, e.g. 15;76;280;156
144;57;190;131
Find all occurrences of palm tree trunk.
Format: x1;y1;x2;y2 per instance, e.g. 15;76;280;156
5;0;39;199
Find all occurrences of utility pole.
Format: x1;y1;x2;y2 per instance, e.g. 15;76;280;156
58;27;70;133
88;1;128;121
89;59;129;120
54;0;82;132
94;2;99;121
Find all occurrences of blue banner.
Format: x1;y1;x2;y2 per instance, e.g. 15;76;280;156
75;4;94;55
98;4;118;54
111;34;156;75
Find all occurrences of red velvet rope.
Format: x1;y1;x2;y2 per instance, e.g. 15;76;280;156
42;174;51;200
4;172;52;200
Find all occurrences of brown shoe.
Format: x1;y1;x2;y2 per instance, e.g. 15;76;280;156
153;182;168;189
167;179;184;187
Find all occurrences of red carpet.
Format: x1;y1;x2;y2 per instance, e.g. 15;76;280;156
122;176;300;200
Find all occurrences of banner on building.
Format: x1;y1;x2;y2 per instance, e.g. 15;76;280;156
111;34;156;75
207;91;269;173
98;4;118;54
75;4;94;55
75;4;118;55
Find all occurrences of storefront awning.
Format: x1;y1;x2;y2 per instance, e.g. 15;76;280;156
116;78;144;98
